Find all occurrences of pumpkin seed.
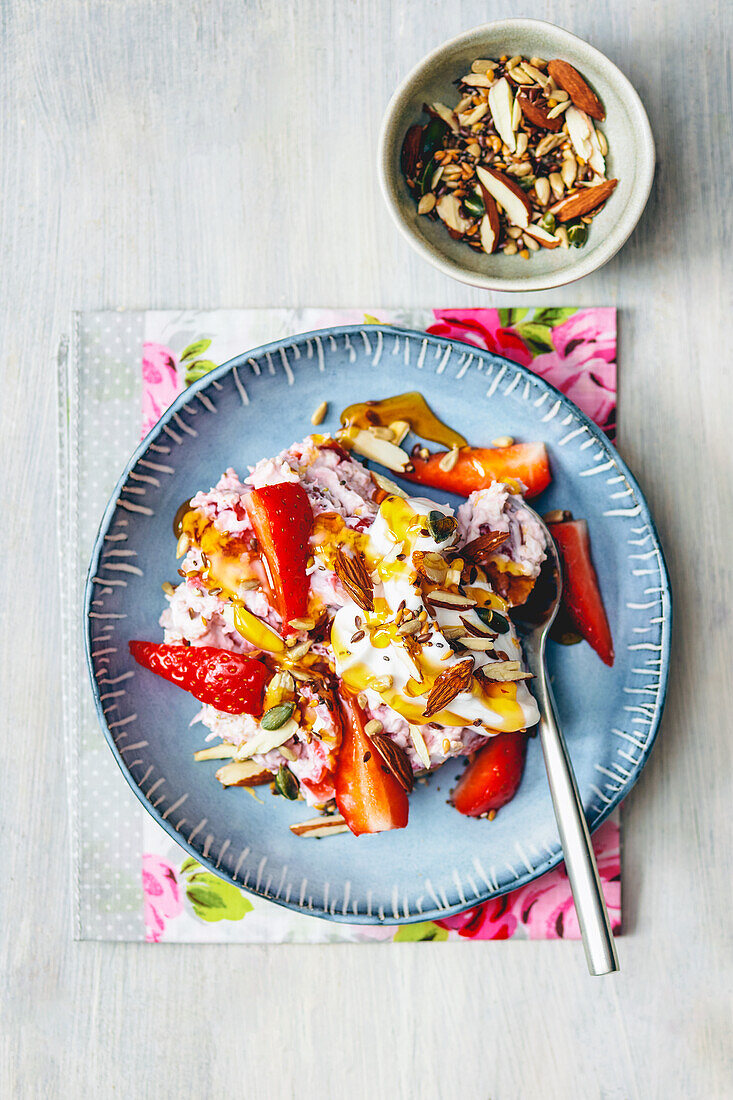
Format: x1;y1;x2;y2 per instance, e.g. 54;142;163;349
476;607;510;634
420;154;438;195
463;192;485;218
567;221;588;247
427;510;457;544
539;212;556;233
420;118;449;162
275;765;300;800
261;702;296;731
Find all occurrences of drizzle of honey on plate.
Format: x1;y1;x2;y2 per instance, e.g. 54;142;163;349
340;391;467;449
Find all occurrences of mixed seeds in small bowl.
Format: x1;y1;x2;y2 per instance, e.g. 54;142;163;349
401;53;617;259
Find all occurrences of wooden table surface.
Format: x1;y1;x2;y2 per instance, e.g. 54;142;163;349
2;1;731;1097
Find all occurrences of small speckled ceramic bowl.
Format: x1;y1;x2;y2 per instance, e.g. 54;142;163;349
378;19;655;291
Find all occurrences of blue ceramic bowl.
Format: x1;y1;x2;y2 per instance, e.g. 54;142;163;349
85;325;671;924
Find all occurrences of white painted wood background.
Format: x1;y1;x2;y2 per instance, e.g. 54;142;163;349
2;0;731;1097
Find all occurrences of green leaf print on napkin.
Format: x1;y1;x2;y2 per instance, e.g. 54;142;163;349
497;308;529;327
180;338;212;362
180;859;253;923
514;322;555;356
184;359;218;386
393;921;449;942
532;307;577;328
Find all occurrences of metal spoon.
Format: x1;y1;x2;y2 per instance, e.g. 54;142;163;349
511;507;619;976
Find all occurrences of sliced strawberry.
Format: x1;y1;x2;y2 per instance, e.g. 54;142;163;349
548;519;614;666
245;483;313;631
452;732;526;817
129;642;270;715
402;442;551;498
335;695;409;835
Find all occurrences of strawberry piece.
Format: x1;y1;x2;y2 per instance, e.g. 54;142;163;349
548;519;614;666
335;694;409;835
452;732;526;817
245;483;314;631
129;642;270;715
402;442;551;498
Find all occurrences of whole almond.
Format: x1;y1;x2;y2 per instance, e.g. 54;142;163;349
371;734;414;792
547;60;605;121
516;92;562;132
401;124;423;178
549;178;618;222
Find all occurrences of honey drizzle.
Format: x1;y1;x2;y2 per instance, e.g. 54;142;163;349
340;391;467;449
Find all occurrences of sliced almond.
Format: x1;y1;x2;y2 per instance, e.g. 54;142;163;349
408;725;432;770
547;60;605;120
488;77;516;152
479;188;501;253
524;223;561;249
215;760;272;787
480;660;532;683
455;636;496;651
587;124;606;176
436;193;472;236
476;166;532;229
430;101;459;132
565;107;594;163
427;590;477;609
342;426;411;473
460;72;493;88
290;814;350;838
549;179;618;222
371;470;408;500
194;743;237;762
388;420;410;445
235;718;299;760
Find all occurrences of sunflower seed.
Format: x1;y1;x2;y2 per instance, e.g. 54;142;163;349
521;62;548;85
534;176;550;205
310;400;328;426
535;132;565;157
438;446;459;472
596;129;608;156
561;156;577;188
556;225;570;249
549;171;565;199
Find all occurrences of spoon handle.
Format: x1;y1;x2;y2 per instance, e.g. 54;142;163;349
535;672;619;975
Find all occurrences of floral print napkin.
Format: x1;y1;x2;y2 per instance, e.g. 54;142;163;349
61;306;619;942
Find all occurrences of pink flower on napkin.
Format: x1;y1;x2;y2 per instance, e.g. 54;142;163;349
141;342;181;439
530;308;616;430
142;854;183;942
427;309;533;367
432;815;620;940
435;894;518;940
514;815;621;938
